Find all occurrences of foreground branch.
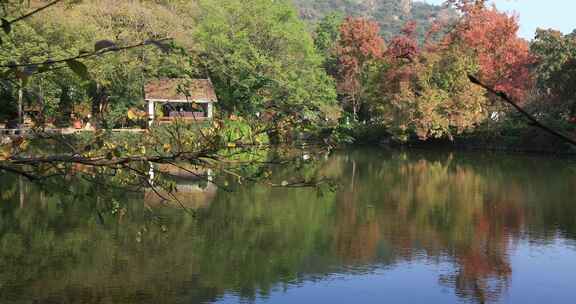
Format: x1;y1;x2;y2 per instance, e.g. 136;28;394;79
468;75;576;147
0;38;173;69
9;0;62;22
7;151;210;167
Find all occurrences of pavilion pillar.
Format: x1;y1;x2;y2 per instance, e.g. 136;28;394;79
207;102;213;119
148;100;154;127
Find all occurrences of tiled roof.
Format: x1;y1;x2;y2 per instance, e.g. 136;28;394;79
145;78;217;102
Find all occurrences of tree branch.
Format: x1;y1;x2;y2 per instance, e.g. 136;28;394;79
4;0;64;26
0;38;173;69
7;150;209;167
468;75;576;147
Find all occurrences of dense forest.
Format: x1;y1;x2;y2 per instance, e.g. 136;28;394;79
0;0;575;154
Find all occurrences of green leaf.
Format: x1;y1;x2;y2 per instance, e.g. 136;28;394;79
1;67;15;79
66;60;90;80
1;18;11;34
37;64;51;73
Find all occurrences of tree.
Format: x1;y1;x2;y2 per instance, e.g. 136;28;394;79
335;17;385;121
0;0;333;192
530;29;576;119
28;0;196;128
313;12;344;78
445;1;534;102
193;0;337;141
378;22;488;140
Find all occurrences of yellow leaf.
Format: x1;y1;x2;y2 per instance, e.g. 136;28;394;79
0;145;11;161
163;143;171;152
19;140;29;151
227;143;236;148
127;109;137;120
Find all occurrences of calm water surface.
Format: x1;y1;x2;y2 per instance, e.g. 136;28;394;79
1;149;575;303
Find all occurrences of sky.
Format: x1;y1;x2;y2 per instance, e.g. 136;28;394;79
418;0;576;40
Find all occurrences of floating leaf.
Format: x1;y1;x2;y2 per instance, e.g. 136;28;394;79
66;60;90;80
94;40;117;52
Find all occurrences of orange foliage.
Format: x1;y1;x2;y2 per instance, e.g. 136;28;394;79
336;17;385;116
446;2;535;102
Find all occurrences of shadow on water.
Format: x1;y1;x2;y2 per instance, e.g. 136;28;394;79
0;148;575;303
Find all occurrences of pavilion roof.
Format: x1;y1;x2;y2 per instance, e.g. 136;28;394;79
145;78;217;102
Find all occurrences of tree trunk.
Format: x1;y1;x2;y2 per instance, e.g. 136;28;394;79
18;80;23;126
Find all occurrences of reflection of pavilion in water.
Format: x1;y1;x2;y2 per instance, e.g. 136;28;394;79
145;163;217;209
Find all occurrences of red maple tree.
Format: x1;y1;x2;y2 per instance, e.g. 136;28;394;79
336;17;385;119
446;1;535;102
387;21;419;62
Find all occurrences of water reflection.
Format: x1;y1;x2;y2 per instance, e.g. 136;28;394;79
145;163;217;209
0;149;575;303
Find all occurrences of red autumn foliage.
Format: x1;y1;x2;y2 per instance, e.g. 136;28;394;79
446;3;535;102
335;17;385;114
387;21;419;62
337;17;385;72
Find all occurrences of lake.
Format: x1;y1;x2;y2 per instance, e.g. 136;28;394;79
1;149;575;303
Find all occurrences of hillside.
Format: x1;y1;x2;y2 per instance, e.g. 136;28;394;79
293;0;455;40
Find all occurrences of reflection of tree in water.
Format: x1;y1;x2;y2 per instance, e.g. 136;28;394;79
331;152;530;303
334;159;384;264
439;191;524;303
0;151;574;303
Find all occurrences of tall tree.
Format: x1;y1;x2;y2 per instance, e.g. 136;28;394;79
314;12;344;78
445;1;534;102
193;0;337;136
378;22;488;140
335;17;385;121
530;29;576;119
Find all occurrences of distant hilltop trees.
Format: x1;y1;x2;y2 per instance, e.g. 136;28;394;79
293;0;455;40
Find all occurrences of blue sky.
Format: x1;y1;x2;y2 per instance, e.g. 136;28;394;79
418;0;576;40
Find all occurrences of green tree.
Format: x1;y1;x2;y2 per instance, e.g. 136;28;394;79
193;0;337;125
530;29;576;119
313;12;344;77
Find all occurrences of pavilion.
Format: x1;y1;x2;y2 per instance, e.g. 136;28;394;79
144;78;217;126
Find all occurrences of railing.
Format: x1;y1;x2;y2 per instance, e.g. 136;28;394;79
0;129;33;136
0;128;146;136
